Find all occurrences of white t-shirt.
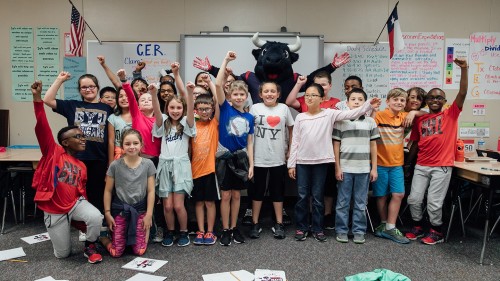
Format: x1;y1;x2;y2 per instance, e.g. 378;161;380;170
250;103;294;167
153;115;196;159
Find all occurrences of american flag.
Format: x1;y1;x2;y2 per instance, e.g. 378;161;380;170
70;5;85;57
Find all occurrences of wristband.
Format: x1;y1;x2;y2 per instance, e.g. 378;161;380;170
120;79;127;83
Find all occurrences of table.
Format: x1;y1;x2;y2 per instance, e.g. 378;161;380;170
453;161;500;265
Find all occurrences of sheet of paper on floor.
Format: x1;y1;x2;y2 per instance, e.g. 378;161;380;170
255;269;286;281
122;257;168;273
124;272;167;281
202;270;254;281
0;247;26;262
34;277;69;281
21;232;51;244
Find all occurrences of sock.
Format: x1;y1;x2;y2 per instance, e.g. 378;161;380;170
386;223;395;230
381;220;387;224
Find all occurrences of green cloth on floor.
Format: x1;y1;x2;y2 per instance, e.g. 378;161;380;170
345;268;411;281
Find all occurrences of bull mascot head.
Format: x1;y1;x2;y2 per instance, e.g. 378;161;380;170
251;32;301;83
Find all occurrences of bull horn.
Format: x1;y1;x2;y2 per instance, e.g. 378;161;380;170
287;36;302;52
252;32;266;48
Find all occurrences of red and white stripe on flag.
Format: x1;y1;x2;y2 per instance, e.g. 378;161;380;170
70;5;85;57
386;5;404;59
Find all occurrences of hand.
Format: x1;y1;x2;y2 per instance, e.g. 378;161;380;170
288;168;296;179
171;62;180;75
454;58;468;69
369;98;381;110
117;69;126;81
403;111;416;127
247;166;254;180
105;214;116;232
186;81;196;93
370;169;378;182
142;214;152;231
97;56;105;65
57;71;71;82
225;51;236;62
31;80;42;96
335;167;343;181
148;84;157;95
135;61;146;72
200;73;212;84
332;52;351;68
193;56;212;71
296;75;307;86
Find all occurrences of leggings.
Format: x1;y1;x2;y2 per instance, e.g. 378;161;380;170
107;213;148;257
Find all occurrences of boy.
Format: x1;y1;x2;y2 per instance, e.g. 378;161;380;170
405;59;468;245
99;86;117;108
31;80;103;264
215;51;255;246
373;88;422;244
191;94;220;245
333;88;379;244
335;76;364;112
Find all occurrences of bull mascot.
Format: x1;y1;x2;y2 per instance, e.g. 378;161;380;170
193;32;351;103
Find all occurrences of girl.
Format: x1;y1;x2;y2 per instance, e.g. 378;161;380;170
404;87;426;151
249;81;294;239
107;88;132;165
288;83;379;242
101;129;156;257
157;81;177;113
151;74;196;247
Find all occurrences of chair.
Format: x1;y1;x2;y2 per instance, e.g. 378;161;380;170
1;170;17;234
7;165;35;224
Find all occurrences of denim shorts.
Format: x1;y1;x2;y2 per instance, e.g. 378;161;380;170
372;166;404;196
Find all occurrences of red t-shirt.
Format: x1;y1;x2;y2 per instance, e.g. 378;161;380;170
410;101;461;167
296;96;340;113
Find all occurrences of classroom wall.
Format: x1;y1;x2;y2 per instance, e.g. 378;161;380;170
1;0;500;148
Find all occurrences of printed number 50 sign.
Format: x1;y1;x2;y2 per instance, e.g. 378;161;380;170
463;140;475;153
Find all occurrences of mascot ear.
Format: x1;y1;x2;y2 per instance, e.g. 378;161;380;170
290;52;299;64
252;49;261;60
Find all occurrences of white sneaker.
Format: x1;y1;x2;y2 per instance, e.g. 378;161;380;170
153;228;164;243
79;230;87;242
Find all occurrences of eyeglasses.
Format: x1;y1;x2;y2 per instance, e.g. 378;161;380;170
426;96;445;101
80;86;97;91
62;134;86;141
304;94;321;99
197;108;213;113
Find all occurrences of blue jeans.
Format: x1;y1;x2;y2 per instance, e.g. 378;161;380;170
295;164;328;233
335;173;369;235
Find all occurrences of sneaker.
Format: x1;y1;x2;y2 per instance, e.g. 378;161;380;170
83;243;102;264
79;230;87;242
336;233;349;243
177;231;190;247
381;227;410;244
220;229;232;246
374;223;386;238
242;209;253;226
405;226;425;241
282;209;292;226
153;227;164;243
161;231;175;247
353;234;366;244
99;226;108;238
313;231;327;242
324;214;335;230
295;230;308;241
194;231;205;245
232;227;245;244
272;223;286;239
421;229;444;245
249;223;262;239
203;232;217;245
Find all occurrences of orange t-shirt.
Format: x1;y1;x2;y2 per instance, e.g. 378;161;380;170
375;109;408;167
191;118;219;179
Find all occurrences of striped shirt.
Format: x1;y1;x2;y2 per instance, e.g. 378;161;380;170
374;109;408;167
333;116;380;173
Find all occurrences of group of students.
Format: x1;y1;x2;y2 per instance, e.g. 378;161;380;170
29;49;468;264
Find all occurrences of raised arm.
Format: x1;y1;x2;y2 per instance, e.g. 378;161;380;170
215;51;236;106
97;56;121;89
303;52;351;90
185;82;195;128
43;72;71;109
213;89;220;121
454;58;468;109
193;56;220;78
202;73;216;96
32;81;55;156
335;98;381;121
132;61;146;80
171;62;186;98
149;84;163;127
286;75;307;110
121;72;140;119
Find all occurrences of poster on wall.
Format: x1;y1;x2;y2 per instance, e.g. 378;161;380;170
443;38;469;89
390;32;445;91
36;27;60;98
10;26;35;101
63;57;87;100
468;32;500;100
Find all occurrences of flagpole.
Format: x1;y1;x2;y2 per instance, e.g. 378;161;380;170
68;0;101;44
373;1;399;45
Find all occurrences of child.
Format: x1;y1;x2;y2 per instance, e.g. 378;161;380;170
99;86;117;108
405;59;468;245
404;87;426;152
288;83;379;242
335;76;364;111
151;75;196;247
107;88;132;165
191;93;220;245
101;129;156;257
157;81;177;113
249;81;294;239
373;88;423;244
333;88;379;244
31;80;103;264
215;51;255;246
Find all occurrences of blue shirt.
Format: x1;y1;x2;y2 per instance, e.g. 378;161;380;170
218;100;254;153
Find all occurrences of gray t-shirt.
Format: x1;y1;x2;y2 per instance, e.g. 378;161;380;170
107;158;156;205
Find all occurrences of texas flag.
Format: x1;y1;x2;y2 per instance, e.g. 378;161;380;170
387;4;405;59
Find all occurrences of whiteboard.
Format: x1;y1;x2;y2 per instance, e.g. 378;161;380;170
87;41;178;88
180;34;324;84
